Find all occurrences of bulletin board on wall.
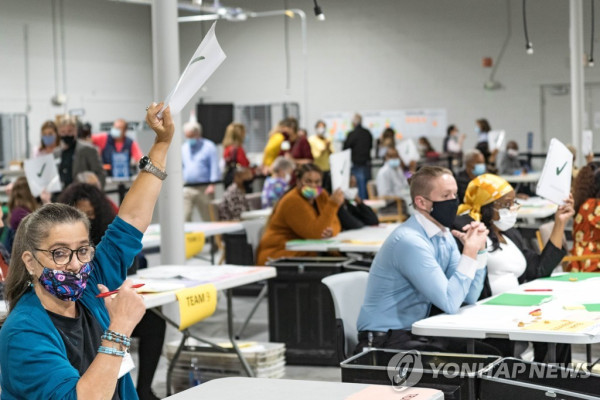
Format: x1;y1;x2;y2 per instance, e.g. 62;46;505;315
321;109;447;142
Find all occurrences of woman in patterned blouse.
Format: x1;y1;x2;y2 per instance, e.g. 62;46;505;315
570;162;600;272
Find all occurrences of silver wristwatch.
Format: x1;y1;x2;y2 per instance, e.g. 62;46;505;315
138;156;167;180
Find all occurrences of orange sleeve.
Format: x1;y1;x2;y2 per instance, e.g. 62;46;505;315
282;191;341;239
130;141;143;162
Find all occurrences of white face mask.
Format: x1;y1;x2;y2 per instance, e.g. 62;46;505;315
316;126;326;136
283;173;291;183
493;208;518;231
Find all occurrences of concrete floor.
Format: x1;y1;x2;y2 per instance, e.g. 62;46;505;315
132;248;600;399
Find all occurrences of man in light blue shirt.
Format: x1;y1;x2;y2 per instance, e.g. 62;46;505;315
182;121;220;221
356;165;488;353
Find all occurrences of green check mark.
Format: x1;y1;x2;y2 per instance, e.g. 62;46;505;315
556;161;567;175
37;163;46;178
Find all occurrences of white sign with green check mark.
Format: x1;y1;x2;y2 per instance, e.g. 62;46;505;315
23;154;61;197
535;138;572;205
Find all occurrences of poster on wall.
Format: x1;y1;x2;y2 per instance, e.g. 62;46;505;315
321;109;447;142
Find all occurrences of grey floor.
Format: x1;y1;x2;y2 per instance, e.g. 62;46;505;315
130;248;341;399
132;247;600;399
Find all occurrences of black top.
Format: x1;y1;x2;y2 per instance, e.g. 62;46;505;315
343;125;373;166
337;200;379;231
59;144;76;187
455;169;471;203
47;302;120;400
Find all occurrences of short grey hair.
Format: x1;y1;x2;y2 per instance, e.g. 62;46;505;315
463;149;483;165
271;156;294;173
183;121;202;136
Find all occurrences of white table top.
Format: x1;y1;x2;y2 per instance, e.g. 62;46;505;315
517;196;557;223
285;223;400;253
240;208;272;220
142;221;244;249
499;171;541;184
363;199;387;210
132;265;276;309
164;377;444;400
412;276;600;345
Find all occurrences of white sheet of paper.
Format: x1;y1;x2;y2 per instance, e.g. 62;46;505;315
582;130;593;156
118;352;135;379
159;22;226;116
535;138;572;205
23;154;62;197
488;130;505;151
329;149;351;192
396;139;420;164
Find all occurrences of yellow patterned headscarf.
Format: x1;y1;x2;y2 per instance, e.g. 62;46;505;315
457;174;513;221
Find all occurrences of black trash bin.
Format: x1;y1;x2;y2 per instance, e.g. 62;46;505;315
266;256;354;365
479;357;600;400
341;348;500;400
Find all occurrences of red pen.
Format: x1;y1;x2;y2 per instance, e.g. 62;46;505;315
524;289;553;292
96;283;145;298
529;308;542;315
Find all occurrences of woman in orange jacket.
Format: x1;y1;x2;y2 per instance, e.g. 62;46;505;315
256;163;344;265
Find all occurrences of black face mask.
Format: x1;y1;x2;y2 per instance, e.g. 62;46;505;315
424;197;459;228
61;135;76;147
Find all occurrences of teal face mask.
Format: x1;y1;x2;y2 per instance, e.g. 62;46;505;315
387;159;401;168
187;138;199;146
472;163;486;176
110;127;122;138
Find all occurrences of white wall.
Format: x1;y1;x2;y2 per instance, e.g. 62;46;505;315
1;0;599;157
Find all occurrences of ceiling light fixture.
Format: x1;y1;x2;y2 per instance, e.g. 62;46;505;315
523;0;534;54
313;0;325;21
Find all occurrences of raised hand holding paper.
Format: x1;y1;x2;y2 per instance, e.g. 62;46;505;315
329;149;351;193
488;130;505;151
159;22;226;116
396;139;420;164
535;138;572;205
23;154;62;197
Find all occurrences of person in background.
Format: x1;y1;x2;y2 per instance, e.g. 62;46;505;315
57;182;165;400
256;164;344;265
418;137;440;160
75;171;120;215
8;176;40;231
261;156;294;208
376;148;411;215
498;140;523;175
455;174;573;362
92;118;143;177
567;144;594;182
297;128;307;138
0;205;15;255
569;163;600;272
443;125;465;155
261;120;289;170
0;101;173;399
343;113;373;200
281;117;313;164
222;122;250;168
55;115;106;189
218;166;253;221
308;120;334;193
182;121;220;222
376;127;396;159
356;166;488;353
475;118;491;144
337;175;379;231
455;149;486;202
78;122;93;143
35;120;60;157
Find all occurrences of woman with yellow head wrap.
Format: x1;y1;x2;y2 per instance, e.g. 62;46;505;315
457;174;513;222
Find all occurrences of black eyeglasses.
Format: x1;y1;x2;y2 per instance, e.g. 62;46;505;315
35;245;95;266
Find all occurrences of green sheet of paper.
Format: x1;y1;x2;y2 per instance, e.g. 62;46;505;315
583;304;600;312
287;239;337;245
482;293;553;307
541;273;600;282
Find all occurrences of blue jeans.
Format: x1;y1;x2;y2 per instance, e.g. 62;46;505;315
352;165;371;200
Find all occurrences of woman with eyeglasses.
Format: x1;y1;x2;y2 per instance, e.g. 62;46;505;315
455;174;574;299
0;103;173;400
454;174;574;364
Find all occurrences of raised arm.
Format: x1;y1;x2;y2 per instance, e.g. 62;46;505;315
117;102;174;232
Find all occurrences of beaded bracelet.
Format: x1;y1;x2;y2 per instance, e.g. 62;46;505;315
101;332;131;348
98;345;126;357
106;329;130;341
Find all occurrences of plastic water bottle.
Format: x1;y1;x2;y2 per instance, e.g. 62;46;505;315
188;357;202;387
